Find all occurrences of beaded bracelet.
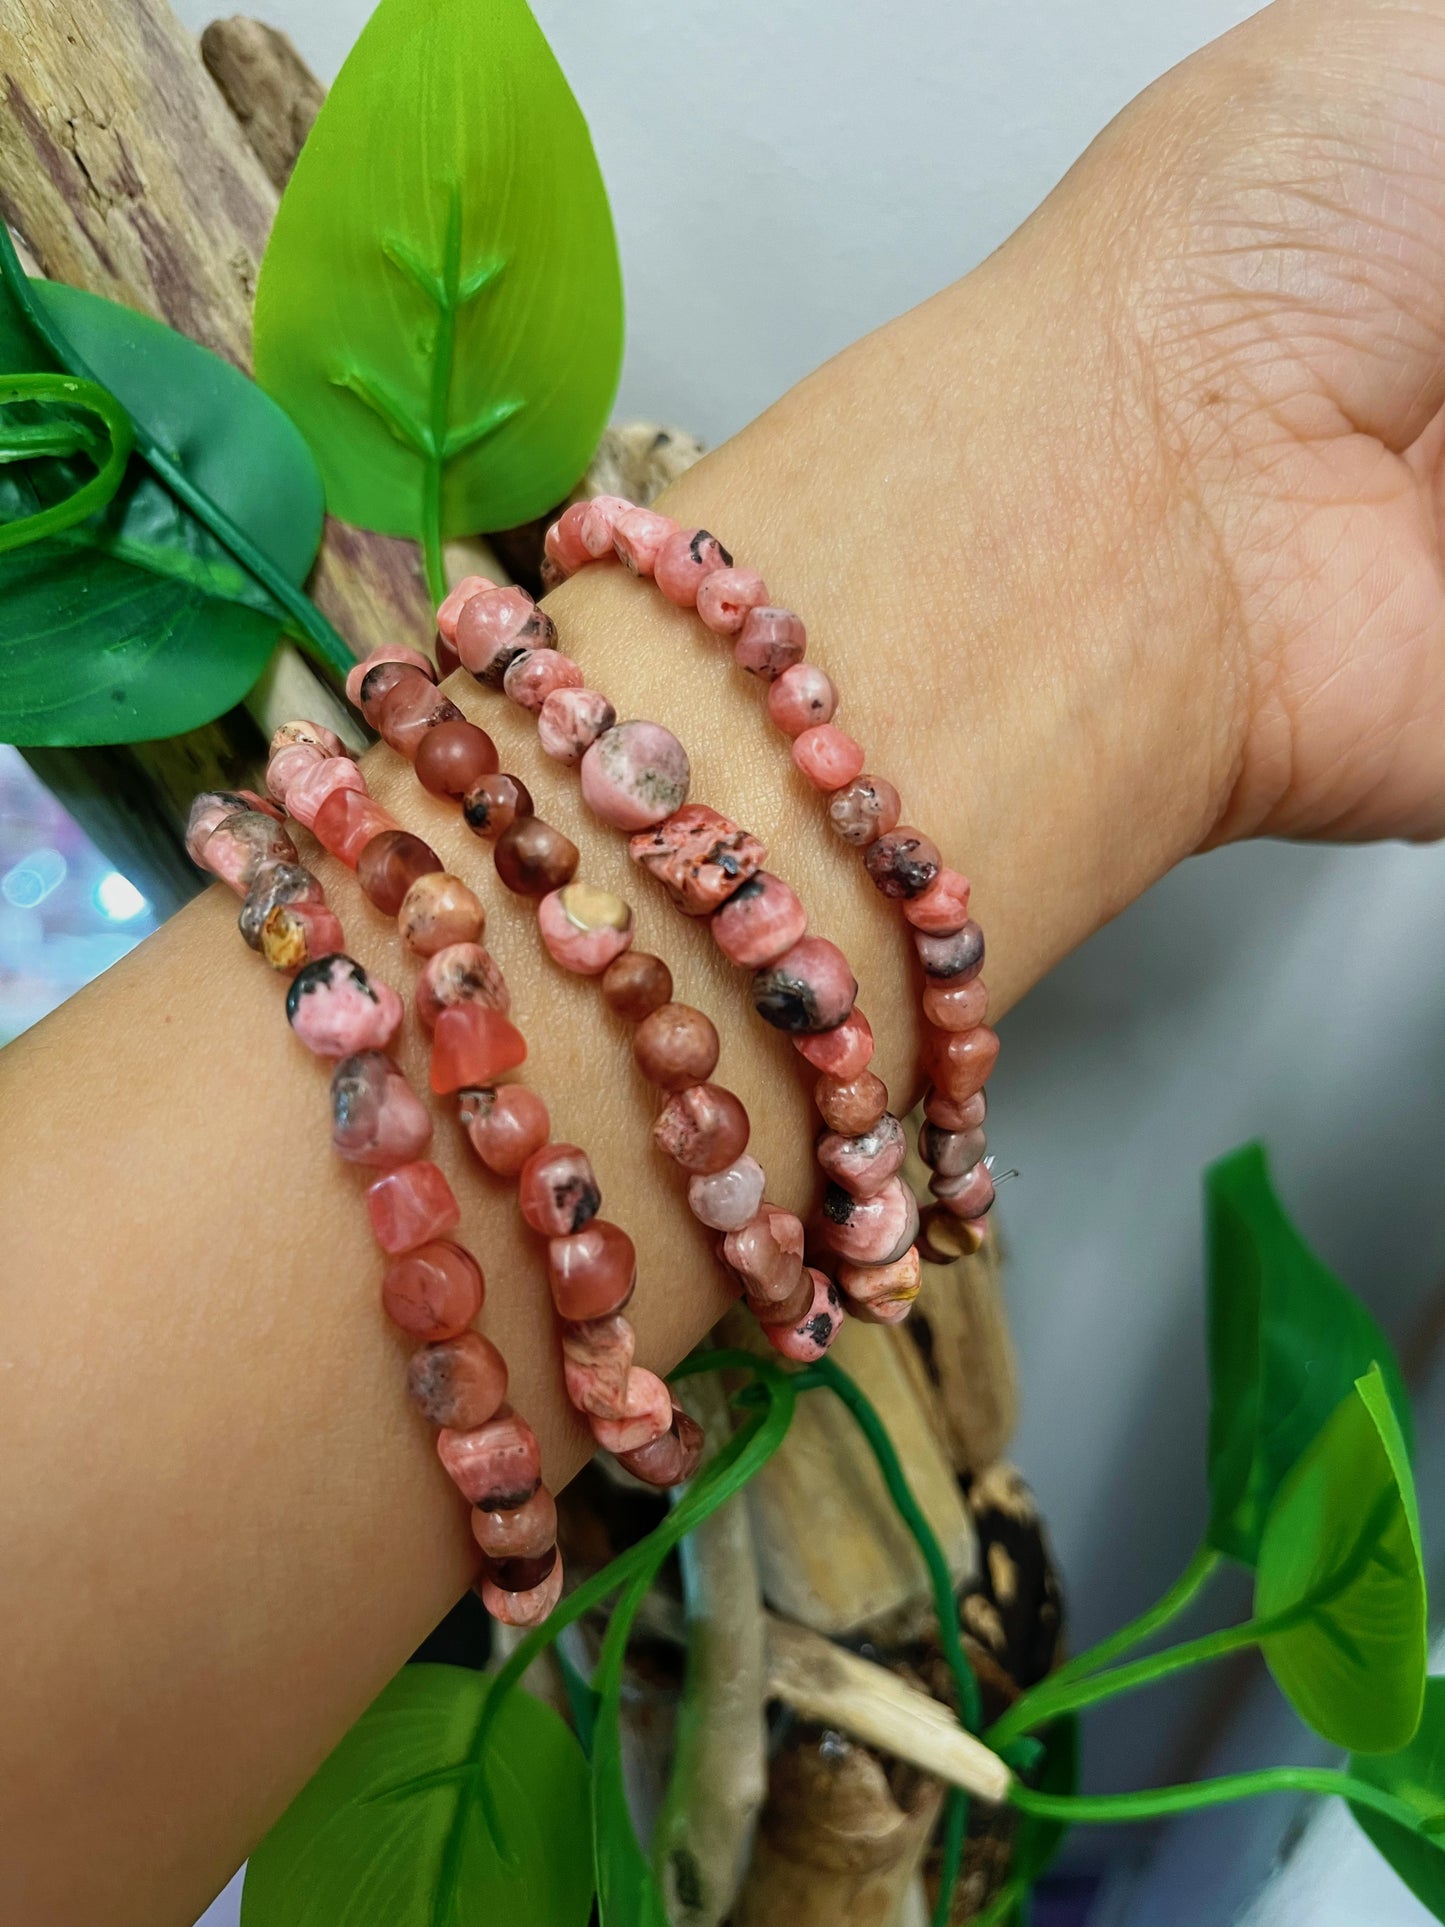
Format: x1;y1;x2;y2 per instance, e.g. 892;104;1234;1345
335;639;849;1362
431;580;927;1326
184;769;563;1628
543;500;999;1252
263;711;705;1489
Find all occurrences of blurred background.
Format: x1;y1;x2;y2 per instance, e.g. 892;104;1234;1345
6;0;1443;1920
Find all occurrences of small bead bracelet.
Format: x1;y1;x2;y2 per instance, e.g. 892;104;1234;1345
335;641;849;1361
431;581;926;1325
185;768;562;1628
544;501;1000;1252
263;716;704;1488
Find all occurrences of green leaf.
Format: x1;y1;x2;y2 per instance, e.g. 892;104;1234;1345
0;253;329;746
1013;1715;1079;1889
240;1665;594;1927
253;0;623;598
1205;1141;1411;1566
1256;1367;1426;1754
1350;1678;1445;1919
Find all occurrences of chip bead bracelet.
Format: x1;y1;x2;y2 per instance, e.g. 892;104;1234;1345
263;719;703;1485
185;778;562;1629
544;500;998;1251
433;586;920;1330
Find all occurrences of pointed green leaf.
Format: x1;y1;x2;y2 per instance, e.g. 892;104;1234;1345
1205;1142;1411;1566
1349;1678;1445;1919
253;0;623;564
240;1665;594;1927
1256;1368;1426;1753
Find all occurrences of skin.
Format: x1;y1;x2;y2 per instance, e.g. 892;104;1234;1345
5;0;1445;1918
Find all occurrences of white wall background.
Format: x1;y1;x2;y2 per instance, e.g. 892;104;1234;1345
172;1;1445;1918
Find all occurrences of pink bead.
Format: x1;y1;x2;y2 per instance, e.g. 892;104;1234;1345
581;720;690;831
455;586;557;685
358;659;430;729
471;1483;556;1559
367;1162;461;1255
922;979;989;1031
201;811;298;893
438;1408;542;1509
480;1556;564;1627
722;1205;806;1309
377;677;464;758
768;663;836;737
265;740;326;808
753;935;857;1034
240;861;324;949
905;869;972;935
735;606;806;681
431;1004;528;1094
838;1246;923;1323
711;872;807;969
932;1161;996;1220
794;1009;874;1081
331;1049;433;1167
653;1083;750;1174
613;507;678;576
920;1122;987;1178
820;1175;919;1266
924;1085;988;1132
344;645;435;708
410;1331;509;1431
381;1239;483;1340
827;774;902;847
286;954;402;1056
435;573;495;645
578;494;634;559
459;1085;550;1178
793;724;865;792
537;882;634;975
520;1144;600;1236
561;1312;636;1420
416;943;510;1030
590;1366;673;1454
866;827;942;900
817;1114;907;1200
629;804;766;916
503;647;584;712
548;1219;637;1321
538;686;616;764
924;1025;1000;1102
687;1153;766;1231
260;899;347;975
311;788;398;868
398;872;485;957
545;505;592;577
916;920;985;984
815;1069;889;1136
617;1405;705;1486
270;719;345;760
654;526;733;607
185;789;281;867
763;1269;844;1363
696;566;769;637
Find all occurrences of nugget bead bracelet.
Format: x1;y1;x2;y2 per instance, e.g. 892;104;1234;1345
544;502;999;1246
263;716;705;1487
432;581;925;1326
184;773;562;1628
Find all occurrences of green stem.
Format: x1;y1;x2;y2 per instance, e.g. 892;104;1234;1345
0;373;133;553
1009;1767;1436;1836
971;1876;1027;1927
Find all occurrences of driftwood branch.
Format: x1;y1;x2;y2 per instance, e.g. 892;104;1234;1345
199;16;322;190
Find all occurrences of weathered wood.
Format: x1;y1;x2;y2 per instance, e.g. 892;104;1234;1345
199;16;322;191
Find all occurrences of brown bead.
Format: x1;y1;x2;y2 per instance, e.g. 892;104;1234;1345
632;1003;720;1091
814;1069;889;1135
377;675;464;757
415;718;500;798
357;829;444;916
434;628;462;680
918;1204;985;1263
652;1082;750;1173
359;658;429;728
482;1546;559;1593
494;816;579;897
602;950;673;1022
463;771;534;840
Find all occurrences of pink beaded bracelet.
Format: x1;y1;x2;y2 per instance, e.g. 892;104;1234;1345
185;771;563;1628
543;501;999;1250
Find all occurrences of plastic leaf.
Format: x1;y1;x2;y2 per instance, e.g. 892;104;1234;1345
253;0;623;592
1256;1368;1426;1754
1205;1141;1411;1566
240;1665;594;1927
1350;1678;1445;1920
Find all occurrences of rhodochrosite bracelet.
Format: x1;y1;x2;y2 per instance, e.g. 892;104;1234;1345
184;768;563;1629
543;500;998;1251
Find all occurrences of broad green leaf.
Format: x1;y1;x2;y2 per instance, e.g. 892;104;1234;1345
1350;1678;1445;1920
253;0;623;579
240;1665;594;1927
1256;1368;1426;1754
1205;1142;1410;1566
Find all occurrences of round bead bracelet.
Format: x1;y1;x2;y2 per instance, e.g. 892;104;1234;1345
185;772;563;1628
543;500;1000;1251
432;580;927;1325
263;712;704;1489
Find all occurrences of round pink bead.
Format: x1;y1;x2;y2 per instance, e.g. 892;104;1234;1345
752;935;857;1034
763;1269;844;1364
613;507;678;576
545;505;592;576
367;1162;461;1255
548;1219;637;1321
537;882;634;975
687;1153;766;1231
794;1009;874;1081
590;1366;673;1454
920;1122;988;1179
480;1557;564;1627
438;1408;542;1509
820;1174;919;1266
265;739;326;808
866;827;942;900
381;1239;483;1340
377;677;464;758
410;1331;509;1431
331;1049;433;1167
201;811;298;894
520;1144;601;1237
924;1086;988;1132
922;979;989;1032
735;606;806;681
503;647;584;713
416;943;510;1030
767;663;837;737
538;686;616;763
455;586;556;685
435;574;494;645
240;861;324;949
924;1024;1000;1102
696;566;769;637
358;660;429;729
286;954;402;1057
581;720;690;831
561;1312;636;1420
916;920;985;984
186;789;280;867
905;869;972;935
721;1205;806;1308
459;1085;551;1178
345;644;435;708
398;872;485;957
817;1115;908;1201
286;755;366;830
793;723;865;792
270;719;346;760
578;494;633;559
932;1161;997;1220
654;526;733;607
653;1082;750;1174
711;871;807;969
471;1484;556;1559
838;1247;923;1322
827;774;902;848
618;1405;705;1487
311;789;398;868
